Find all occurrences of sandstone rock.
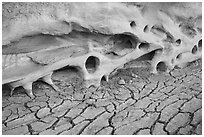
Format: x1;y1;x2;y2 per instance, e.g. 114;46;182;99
2;2;202;98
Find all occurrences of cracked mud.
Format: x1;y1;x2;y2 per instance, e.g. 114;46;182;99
2;59;202;135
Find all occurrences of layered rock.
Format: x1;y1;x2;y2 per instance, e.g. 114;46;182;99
2;2;202;98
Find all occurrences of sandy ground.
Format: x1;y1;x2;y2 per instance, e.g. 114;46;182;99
2;59;202;135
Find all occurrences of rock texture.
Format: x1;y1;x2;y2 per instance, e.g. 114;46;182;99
2;58;202;135
2;2;202;97
2;2;202;135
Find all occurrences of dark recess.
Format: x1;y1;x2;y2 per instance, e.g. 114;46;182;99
138;42;150;50
143;25;149;32
85;56;100;73
130;21;136;28
191;45;198;54
101;75;107;82
176;53;182;59
100;75;107;86
175;39;181;45
156;61;167;72
198;39;202;49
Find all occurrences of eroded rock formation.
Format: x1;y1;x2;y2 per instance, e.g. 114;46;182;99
2;2;202;98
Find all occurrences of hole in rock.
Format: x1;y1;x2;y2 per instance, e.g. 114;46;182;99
101;75;107;82
100;75;107;86
176;53;182;60
156;61;167;72
175;39;181;45
138;42;150;50
2;84;26;96
143;25;149;32
85;56;100;73
130;21;136;28
198;39;202;49
192;45;198;54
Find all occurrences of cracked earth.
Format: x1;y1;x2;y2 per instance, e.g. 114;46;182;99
2;59;202;135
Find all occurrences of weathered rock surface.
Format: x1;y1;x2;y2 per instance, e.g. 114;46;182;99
2;2;202;135
2;58;202;135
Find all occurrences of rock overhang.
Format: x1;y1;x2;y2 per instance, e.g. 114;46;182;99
2;2;202;98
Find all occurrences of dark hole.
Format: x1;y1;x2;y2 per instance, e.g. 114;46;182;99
85;56;100;73
100;75;107;86
175;39;181;45
130;21;136;28
101;75;107;82
176;53;182;60
143;25;149;32
198;39;202;49
192;45;198;54
138;42;150;50
156;62;167;72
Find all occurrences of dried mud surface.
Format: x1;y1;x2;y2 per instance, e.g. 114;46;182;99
2;59;202;135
